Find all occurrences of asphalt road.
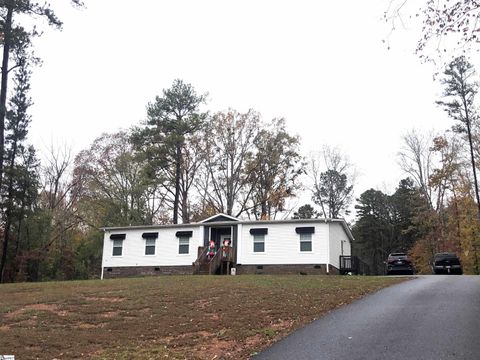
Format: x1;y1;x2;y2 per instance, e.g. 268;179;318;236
254;275;480;360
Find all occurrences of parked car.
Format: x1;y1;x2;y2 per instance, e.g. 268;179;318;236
432;252;463;275
386;253;414;275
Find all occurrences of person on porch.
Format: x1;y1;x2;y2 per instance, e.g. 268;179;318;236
222;238;231;258
207;240;216;260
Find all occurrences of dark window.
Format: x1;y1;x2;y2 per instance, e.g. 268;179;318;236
253;234;265;252
112;239;123;256
179;236;189;254
300;233;312;252
145;238;156;255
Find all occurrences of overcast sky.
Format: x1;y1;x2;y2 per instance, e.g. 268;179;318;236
26;0;454;207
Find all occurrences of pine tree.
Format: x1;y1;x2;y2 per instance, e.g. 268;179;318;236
437;56;480;220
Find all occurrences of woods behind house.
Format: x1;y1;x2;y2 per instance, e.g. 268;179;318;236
2;2;480;282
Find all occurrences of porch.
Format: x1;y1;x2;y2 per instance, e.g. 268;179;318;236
193;224;238;275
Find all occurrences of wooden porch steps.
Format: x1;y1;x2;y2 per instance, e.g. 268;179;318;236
193;246;236;275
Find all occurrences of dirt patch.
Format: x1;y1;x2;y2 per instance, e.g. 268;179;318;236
5;303;59;319
0;325;10;331
244;334;264;347
84;296;125;303
193;299;213;309
184;330;213;339
24;346;42;352
195;338;238;359
76;322;106;329
269;319;294;330
204;312;221;320
101;311;120;318
57;310;70;317
14;318;37;327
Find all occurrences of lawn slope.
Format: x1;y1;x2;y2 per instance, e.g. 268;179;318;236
0;275;406;359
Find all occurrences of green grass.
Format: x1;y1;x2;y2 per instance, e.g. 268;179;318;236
0;275;407;359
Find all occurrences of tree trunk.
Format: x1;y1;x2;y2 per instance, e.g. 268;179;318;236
1;140;19;283
460;82;480;220
181;189;189;223
1;213;13;282
173;143;181;224
260;201;268;220
0;4;14;283
465;118;480;220
0;3;13;186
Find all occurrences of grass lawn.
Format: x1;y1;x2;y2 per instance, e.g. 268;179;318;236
0;275;406;359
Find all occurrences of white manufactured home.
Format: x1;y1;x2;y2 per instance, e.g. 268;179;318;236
100;214;353;279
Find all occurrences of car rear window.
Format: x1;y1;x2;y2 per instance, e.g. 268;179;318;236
389;253;408;259
435;253;459;260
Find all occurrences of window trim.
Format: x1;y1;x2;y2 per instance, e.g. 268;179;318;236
178;236;190;255
145;238;156;256
299;232;313;252
112;239;123;256
253;233;265;253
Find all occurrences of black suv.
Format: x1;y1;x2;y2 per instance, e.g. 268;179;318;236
432;252;463;274
386;253;414;275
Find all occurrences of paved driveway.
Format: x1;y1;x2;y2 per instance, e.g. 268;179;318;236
254;275;480;360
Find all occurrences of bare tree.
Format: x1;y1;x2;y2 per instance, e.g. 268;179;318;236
40;143;83;250
248;118;304;220
429;135;464;212
384;0;480;63
309;146;355;219
398;129;435;209
74;131;165;226
196;109;260;217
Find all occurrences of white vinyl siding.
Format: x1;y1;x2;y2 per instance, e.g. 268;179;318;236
253;234;265;252
238;223;329;265
300;233;312;252
102;228;200;268
101;220;352;271
329;223;351;269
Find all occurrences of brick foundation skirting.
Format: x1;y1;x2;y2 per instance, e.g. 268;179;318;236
102;265;192;279
102;264;340;278
235;263;339;275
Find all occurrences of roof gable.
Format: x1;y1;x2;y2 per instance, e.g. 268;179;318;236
200;213;239;223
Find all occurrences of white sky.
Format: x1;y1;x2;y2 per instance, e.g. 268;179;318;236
26;0;454;206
